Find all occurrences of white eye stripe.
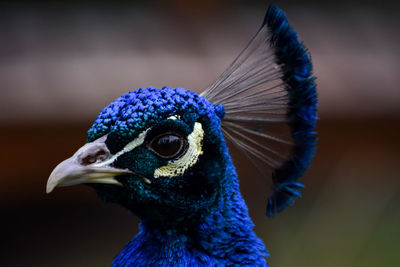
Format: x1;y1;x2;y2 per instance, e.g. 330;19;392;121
93;128;150;167
167;115;180;120
93;118;204;179
93;115;182;167
154;122;204;178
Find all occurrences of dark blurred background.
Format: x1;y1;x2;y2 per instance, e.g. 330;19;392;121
1;0;399;266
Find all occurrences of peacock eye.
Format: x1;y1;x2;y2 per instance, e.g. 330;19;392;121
148;132;188;159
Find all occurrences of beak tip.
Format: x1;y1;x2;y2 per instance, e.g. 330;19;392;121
46;182;55;194
46;173;59;194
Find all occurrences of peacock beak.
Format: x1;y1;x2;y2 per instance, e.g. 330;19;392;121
46;135;132;194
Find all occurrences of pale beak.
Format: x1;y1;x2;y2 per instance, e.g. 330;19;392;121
46;135;133;194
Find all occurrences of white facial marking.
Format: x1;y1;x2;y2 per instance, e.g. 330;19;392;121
93;128;150;167
142;177;152;184
167;115;180;120
154;122;204;178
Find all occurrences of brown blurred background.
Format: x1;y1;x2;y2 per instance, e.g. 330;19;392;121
1;1;399;266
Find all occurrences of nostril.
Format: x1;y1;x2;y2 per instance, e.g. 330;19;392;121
81;155;96;165
94;150;108;161
81;149;108;165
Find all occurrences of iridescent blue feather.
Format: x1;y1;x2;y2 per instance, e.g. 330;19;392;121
264;6;317;216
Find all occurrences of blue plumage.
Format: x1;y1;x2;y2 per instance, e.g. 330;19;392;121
264;5;317;216
46;5;317;266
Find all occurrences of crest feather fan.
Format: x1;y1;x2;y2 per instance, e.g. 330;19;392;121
201;5;317;217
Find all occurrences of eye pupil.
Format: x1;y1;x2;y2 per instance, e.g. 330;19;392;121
157;135;180;153
150;133;186;159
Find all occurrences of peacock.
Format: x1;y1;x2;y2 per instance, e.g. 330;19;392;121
47;5;317;266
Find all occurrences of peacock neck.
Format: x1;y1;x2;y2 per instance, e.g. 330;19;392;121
192;154;269;265
112;152;268;266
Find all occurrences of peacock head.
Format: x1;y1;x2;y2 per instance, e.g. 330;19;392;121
47;87;228;226
47;5;318;228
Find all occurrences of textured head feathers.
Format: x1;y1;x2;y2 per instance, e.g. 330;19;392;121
88;87;219;151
